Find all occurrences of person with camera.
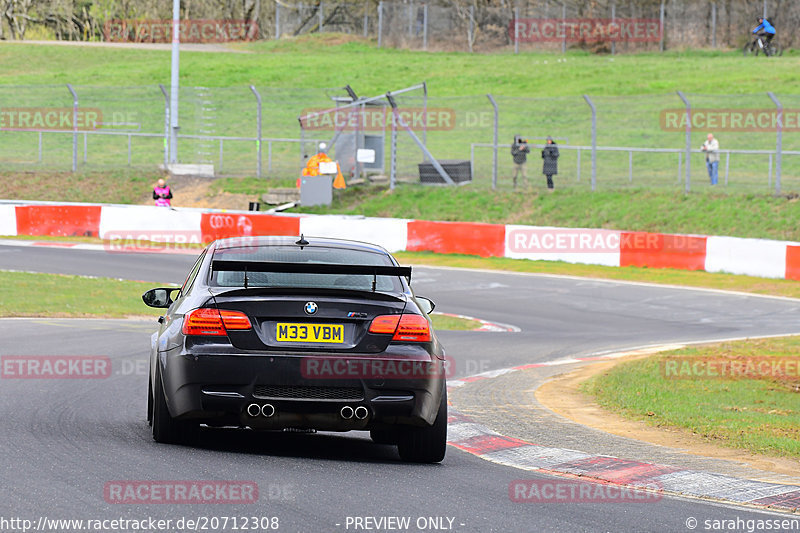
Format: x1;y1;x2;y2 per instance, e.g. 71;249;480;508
511;135;530;188
541;136;559;191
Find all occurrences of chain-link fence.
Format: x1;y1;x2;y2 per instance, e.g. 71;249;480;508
1;84;799;193
267;1;794;52
7;1;793;52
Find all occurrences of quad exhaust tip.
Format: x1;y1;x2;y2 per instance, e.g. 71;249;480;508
354;406;369;420
340;406;354;419
247;403;275;418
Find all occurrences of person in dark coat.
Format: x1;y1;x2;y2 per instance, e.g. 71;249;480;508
510;135;530;188
541;136;559;190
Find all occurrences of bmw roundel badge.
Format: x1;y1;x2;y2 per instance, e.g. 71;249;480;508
304;301;318;315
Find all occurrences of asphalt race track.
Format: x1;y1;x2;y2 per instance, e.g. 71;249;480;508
2;243;799;533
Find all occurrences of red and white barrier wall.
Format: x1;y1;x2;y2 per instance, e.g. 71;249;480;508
1;202;799;282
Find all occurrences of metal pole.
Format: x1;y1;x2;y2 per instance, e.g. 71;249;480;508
275;2;280;39
66;84;78;172
422;81;428;155
318;1;324;32
158;84;169;166
583;95;597;191
390;112;397;190
677;90;691;193
468;3;474;53
724;152;730;186
408;2;413;37
377;1;383;48
768;91;782;195
611;3;621;55
628;150;633;182
711;2;717;48
363;8;368;38
514;6;519;54
250;85;262;178
768;153;773;189
561;2;566;54
169;0;180;164
659;0;665;52
487;94;498;190
423;3;428;50
763;0;767;19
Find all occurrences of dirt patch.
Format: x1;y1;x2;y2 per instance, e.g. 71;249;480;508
536;354;800;479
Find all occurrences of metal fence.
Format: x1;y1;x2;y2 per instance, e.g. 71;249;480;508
1;84;799;193
267;0;794;52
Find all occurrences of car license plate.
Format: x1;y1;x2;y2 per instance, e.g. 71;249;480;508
276;323;344;343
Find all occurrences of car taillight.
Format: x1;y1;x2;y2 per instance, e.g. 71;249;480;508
369;314;430;342
368;314;401;334
182;308;252;336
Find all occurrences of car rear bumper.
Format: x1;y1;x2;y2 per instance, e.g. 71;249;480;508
160;350;446;431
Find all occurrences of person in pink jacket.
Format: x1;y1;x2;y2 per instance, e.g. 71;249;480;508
153;178;173;207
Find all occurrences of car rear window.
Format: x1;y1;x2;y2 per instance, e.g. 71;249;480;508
210;245;402;292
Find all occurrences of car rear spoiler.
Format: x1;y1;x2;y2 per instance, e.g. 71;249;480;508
211;260;411;291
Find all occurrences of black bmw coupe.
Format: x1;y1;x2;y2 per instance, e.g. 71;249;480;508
143;235;447;463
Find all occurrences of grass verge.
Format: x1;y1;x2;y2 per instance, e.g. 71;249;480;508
0;270;479;329
581;338;800;458
0;270;162;318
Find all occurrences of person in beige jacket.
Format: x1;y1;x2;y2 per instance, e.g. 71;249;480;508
701;133;720;185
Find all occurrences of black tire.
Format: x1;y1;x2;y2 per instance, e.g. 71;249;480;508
370;429;398;445
152;366;198;445
397;389;447;463
147;377;153;425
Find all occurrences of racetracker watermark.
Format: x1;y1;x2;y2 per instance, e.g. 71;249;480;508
301;356;454;380
662;357;800;380
104;19;258;43
509;480;662;503
103;481;260;504
300;107;463;132
507;228;703;253
661;109;800;132
1;356;111;379
0;108;102;132
509;18;661;43
103;231;208;253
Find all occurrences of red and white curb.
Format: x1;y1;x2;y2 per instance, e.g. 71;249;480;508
445;342;800;512
446;410;800;511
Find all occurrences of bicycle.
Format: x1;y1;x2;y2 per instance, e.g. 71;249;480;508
743;34;782;57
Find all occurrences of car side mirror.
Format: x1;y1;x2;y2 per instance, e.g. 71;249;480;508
416;296;435;315
142;288;179;309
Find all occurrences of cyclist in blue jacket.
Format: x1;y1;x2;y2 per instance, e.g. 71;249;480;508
752;17;776;48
